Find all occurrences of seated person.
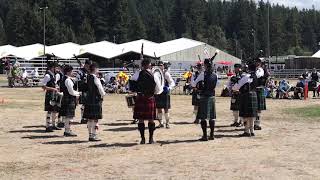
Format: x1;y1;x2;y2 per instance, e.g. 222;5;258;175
294;76;305;99
277;79;291;99
21;68;29;85
106;77;118;93
266;78;277;98
98;72;106;86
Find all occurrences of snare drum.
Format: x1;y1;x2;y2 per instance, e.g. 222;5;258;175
125;94;136;108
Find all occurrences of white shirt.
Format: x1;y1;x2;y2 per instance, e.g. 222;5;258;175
256;67;264;79
31;69;39;78
22;71;28;79
42;71;54;86
65;76;80;97
164;71;175;90
232;73;253;91
191;71;204;88
92;74;106;97
55;73;61;84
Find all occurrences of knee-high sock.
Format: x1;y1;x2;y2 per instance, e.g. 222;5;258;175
200;120;207;137
81;105;85;120
164;113;170;124
87;120;94;137
51;112;57;127
158;112;163;124
209;120;215;136
249;117;255;134
138;122;145;139
92;120;99;136
243;118;250;133
64;117;71;133
148;122;156;139
255;112;261;126
46;112;52;127
233;111;239;123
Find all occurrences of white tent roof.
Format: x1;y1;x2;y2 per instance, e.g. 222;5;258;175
46;42;81;59
313;50;320;58
0;45;17;58
157;38;205;56
118;39;160;58
78;41;124;59
14;43;45;60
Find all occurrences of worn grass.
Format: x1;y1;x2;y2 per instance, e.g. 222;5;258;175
286;105;320;118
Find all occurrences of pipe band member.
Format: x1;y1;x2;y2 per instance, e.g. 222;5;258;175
191;62;203;124
255;59;266;130
83;62;106;141
228;63;243;127
55;64;65;128
233;63;258;137
77;60;91;124
310;68;320;98
131;59;163;144
42;61;61;132
59;65;80;137
191;58;218;141
155;61;175;129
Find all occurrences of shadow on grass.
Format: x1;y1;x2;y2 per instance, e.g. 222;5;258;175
215;125;232;128
23;125;46;129
101;122;131;126
105;126;137;132
89;142;138;148
43;140;88;145
9;129;47;134
171;121;194;125
157;139;199;145
22;135;62;139
215;129;244;133
116;119;135;122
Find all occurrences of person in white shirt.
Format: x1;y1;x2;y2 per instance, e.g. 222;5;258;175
155;61;175;129
59;65;80;137
255;59;266;131
232;63;258;137
83;62;106;141
131;59;163;144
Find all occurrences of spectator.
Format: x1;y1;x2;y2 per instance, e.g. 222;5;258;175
294;76;305;99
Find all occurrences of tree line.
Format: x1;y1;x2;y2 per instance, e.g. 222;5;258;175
0;0;319;59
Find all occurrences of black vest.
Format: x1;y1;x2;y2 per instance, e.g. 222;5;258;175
311;72;318;81
201;71;217;96
137;70;156;95
78;68;88;92
61;76;76;99
46;71;56;88
86;74;102;103
56;72;64;88
240;72;258;94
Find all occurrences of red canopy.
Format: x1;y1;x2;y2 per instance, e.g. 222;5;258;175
216;61;233;65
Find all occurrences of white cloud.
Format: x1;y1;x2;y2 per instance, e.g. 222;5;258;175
257;0;320;10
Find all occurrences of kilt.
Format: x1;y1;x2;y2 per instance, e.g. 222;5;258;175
79;92;87;105
196;96;216;120
192;91;200;106
155;92;171;109
309;81;317;91
230;92;240;111
133;95;156;120
256;88;266;111
239;91;258;117
59;96;76;118
83;100;103;119
44;92;58;112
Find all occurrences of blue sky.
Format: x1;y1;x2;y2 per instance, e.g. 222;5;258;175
257;0;320;10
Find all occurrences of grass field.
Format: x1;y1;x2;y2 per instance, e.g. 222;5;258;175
1;74;320;179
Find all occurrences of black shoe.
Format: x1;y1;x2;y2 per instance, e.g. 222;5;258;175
239;132;251;137
131;119;138;124
194;119;200;124
199;136;208;141
57;122;65;128
209;135;214;140
235;122;242;127
81;119;88;124
52;126;62;130
230;122;237;127
64;131;77;137
45;127;54;132
254;125;262;130
140;137;146;144
166;123;170;129
149;137;155;144
89;136;101;142
251;133;255;136
157;124;164;128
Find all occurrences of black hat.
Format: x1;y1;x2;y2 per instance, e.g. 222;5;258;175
158;61;164;66
47;61;57;69
234;64;241;68
85;59;92;65
63;65;73;74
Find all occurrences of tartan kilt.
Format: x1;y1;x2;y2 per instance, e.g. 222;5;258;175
192;92;200;106
59;96;76;118
256;88;266;111
196;96;216;120
44;92;58;112
155;92;171;109
239;91;258;117
309;81;317;91
133;95;156;120
83;100;103;119
230;93;240;111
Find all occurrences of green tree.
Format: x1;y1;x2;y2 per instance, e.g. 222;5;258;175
77;18;95;44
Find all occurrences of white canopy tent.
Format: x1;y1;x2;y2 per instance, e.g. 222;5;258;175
312;50;320;58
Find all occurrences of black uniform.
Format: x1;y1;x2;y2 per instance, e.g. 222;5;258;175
60;77;77;118
239;72;258;118
230;73;242;111
44;71;58;112
155;78;171;109
83;74;103;119
192;71;201;106
78;68;88;104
